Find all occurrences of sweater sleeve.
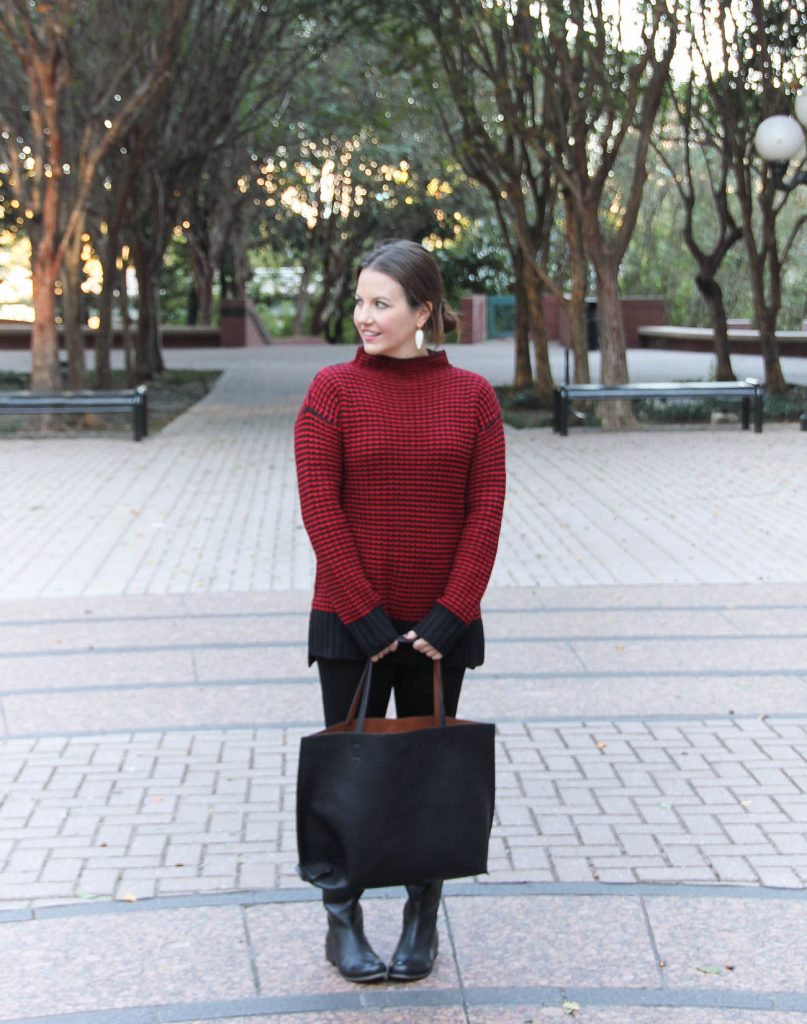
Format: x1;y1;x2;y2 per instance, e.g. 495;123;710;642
414;382;506;654
294;372;399;657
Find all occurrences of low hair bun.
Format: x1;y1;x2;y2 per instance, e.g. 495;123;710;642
440;301;459;340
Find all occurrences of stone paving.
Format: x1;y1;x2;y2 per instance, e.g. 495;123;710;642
0;343;806;600
5;711;807;906
2;341;807;1023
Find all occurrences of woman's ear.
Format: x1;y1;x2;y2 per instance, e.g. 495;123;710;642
418;302;433;329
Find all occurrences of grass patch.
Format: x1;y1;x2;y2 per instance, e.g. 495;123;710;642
634;385;807;425
494;385;554;429
0;368;221;437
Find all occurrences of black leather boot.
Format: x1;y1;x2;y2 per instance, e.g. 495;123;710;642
324;892;387;983
388;881;443;981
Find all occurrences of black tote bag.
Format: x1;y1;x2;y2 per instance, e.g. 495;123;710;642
296;658;495;892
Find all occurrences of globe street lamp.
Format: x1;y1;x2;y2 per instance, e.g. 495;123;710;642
754;87;807;191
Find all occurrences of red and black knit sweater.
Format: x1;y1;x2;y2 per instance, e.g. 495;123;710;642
294;347;506;667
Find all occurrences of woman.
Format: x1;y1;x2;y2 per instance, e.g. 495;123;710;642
294;239;506;983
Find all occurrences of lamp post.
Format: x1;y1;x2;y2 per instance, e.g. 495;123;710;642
754;89;807;430
753;87;807;192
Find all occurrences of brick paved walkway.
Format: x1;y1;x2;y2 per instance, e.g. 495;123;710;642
2;342;807;1023
1;344;806;599
5;713;807;906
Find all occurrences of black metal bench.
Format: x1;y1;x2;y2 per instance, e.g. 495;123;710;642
553;379;764;436
0;385;148;441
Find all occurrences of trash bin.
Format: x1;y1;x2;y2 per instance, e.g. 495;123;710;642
585;298;599;350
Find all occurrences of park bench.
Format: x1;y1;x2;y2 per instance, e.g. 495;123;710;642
0;385;148;441
552;378;764;436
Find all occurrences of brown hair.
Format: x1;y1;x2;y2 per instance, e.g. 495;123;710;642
358;239;459;344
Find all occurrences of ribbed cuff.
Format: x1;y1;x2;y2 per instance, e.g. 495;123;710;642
345;604;400;657
413;603;467;656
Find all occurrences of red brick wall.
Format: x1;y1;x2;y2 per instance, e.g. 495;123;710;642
543;296;666;346
543;295;562;341
621;298;667;346
219;298;272;347
0;312;264;350
458;295;487;344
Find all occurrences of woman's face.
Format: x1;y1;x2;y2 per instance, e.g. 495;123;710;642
354;267;430;359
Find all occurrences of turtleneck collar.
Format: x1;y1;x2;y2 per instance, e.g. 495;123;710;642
353;346;449;374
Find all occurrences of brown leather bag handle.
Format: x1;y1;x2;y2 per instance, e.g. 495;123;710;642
344;642;446;731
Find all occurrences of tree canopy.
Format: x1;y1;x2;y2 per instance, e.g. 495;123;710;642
0;0;805;395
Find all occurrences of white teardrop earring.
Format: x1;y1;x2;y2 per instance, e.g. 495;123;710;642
415;328;425;351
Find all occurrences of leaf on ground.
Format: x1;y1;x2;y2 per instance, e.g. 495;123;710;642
562;1001;581;1016
696;965;722;974
118;892;138;903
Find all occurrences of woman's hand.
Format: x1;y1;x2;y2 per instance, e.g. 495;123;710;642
370;639;399;663
403;629;442;661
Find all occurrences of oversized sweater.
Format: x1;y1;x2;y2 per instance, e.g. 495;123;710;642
294;346;506;667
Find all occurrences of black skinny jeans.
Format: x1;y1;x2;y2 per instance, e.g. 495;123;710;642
317;656;465;728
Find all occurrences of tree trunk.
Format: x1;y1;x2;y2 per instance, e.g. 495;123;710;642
568;301;590;385
564;190;590;385
134;254;163;381
745;210;786;393
95;251;115;387
309;288;333;338
135;298;155;382
594;256;634;428
95;231;118;389
309;213;343;337
233;246;249;302
196;272;214;324
121;262;134;387
309;257;340;337
745;253;786;393
187;286;199;326
329;310;343;344
228;214;250;302
513;294;533;389
757;306;786;393
62;230;86;390
512;247;532;388
150;270;165;375
734;163;786;394
220;237;246;301
154;268;165;375
293;256;316;336
30;248;62;392
189;240;214;324
696;274;735;382
522;257;553;401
